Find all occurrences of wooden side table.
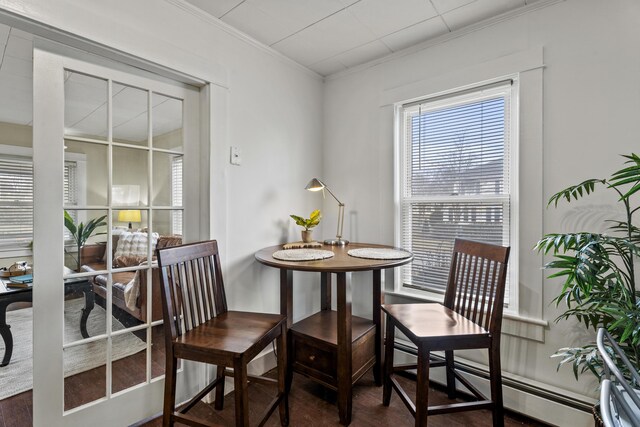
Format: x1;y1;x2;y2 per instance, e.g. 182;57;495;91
255;243;412;425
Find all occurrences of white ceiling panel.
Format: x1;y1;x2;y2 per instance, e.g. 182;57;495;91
185;0;243;18
112;84;148;141
349;0;438;38
0;2;552;130
0;24;10;47
4;35;32;61
246;0;359;36
382;17;449;52
152;98;183;137
221;2;299;46
0;74;32;125
1;56;32;79
442;0;525;31
113;117;147;142
309;57;347;76
68;104;108;138
64;73;108;137
185;0;543;76
430;0;478;15
273;9;376;66
331;40;391;68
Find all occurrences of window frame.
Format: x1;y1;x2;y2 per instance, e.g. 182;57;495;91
393;78;520;313
0;144;86;256
0;145;34;254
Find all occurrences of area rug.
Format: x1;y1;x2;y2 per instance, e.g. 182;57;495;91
0;298;146;400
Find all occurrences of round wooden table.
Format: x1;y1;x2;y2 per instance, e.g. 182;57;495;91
255;243;412;425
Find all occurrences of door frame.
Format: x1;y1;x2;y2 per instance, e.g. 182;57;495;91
32;45;207;426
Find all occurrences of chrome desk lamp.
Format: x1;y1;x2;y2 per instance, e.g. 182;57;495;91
305;178;349;246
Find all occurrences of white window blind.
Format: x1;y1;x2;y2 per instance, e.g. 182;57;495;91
0;155;79;250
171;156;183;236
64;161;78;206
398;82;513;300
0;155;33;249
64;161;78;242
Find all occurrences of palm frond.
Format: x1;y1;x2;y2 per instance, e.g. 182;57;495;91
546;179;607;208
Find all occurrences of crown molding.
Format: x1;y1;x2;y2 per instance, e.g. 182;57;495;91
325;0;565;81
164;0;323;82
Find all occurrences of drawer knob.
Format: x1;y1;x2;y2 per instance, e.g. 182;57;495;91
309;355;316;361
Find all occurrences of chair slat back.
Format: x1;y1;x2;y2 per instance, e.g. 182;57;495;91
443;239;510;335
157;240;228;339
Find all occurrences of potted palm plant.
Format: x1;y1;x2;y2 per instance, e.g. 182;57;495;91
64;210;107;271
290;209;321;243
535;154;640;403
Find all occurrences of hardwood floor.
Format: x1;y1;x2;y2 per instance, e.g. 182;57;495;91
0;322;548;427
0;365;550;427
0;324;167;426
139;370;548;427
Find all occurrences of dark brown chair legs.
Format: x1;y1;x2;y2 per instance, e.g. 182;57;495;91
214;364;225;411
382;319;395;407
163;355;178;427
277;324;290;426
489;345;504;427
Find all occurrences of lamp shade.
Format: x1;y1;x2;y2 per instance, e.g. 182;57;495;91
305;178;325;192
118;210;141;223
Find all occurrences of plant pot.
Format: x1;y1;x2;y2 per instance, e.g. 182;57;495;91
301;230;313;243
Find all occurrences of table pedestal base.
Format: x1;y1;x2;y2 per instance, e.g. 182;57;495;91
290;310;376;422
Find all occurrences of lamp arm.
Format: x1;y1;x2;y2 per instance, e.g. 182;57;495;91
323;185;343;205
336;202;345;240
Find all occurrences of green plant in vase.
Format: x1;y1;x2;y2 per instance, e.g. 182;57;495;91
290;209;321;243
64;210;107;271
535;153;640;381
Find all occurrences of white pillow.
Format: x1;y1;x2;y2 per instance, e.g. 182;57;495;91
114;231;159;259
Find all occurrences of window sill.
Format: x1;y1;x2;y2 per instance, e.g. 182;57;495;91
384;290;547;343
0;248;33;259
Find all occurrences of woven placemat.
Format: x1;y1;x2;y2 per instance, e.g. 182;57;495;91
272;249;334;261
348;248;412;260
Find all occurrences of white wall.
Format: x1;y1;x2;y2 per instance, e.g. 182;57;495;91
323;0;640;423
0;0;325;424
0;0;325;314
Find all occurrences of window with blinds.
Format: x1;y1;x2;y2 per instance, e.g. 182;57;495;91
171;156;183;236
398;82;514;302
0;156;33;249
64;161;78;242
0;156;78;250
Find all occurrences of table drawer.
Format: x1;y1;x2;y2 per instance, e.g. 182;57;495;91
292;334;337;384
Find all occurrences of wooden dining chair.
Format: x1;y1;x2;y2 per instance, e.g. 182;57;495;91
157;240;289;427
382;239;510;426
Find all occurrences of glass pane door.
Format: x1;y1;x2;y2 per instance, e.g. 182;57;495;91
33;46;200;426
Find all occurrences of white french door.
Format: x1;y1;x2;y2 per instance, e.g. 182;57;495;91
32;46;204;426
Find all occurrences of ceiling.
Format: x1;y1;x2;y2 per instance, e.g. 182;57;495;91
0;1;544;128
0;24;183;140
185;0;543;76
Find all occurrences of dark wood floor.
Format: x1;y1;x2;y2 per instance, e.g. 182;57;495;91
139;370;548;427
0;325;167;427
0;320;548;427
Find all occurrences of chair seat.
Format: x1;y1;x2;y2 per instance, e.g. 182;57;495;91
175;311;286;358
382;303;489;350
